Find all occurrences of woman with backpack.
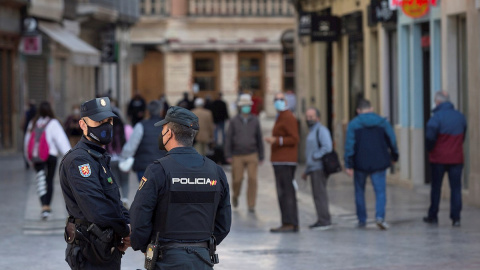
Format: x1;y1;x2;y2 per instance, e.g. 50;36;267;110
24;101;71;220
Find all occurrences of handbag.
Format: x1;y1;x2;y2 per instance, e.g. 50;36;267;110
316;128;342;177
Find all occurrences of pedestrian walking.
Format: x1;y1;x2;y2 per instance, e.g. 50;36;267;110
423;91;467;227
24;101;70;219
64;104;83;147
127;92;147;126
176;91;194;110
121;100;167;182
129;106;231;270
192;98;215;156
301;108;333;230
225;94;264;212
344;99;399;230
210;93;230;145
21;99;36;169
59;97;131;270
265;92;300;233
106;111;130;208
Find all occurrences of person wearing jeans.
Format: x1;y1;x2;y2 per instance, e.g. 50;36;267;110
344;99;398;230
354;170;386;225
424;91;467;227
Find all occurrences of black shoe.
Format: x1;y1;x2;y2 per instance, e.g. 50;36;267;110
423;216;438;224
248;208;255;213
309;222;332;231
270;225;299;233
356;222;366;229
232;197;238;208
452;220;461;227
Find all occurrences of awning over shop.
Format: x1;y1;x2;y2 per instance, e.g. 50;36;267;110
38;22;100;66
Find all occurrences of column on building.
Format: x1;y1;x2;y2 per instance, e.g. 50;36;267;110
397;3;442;185
442;0;480;206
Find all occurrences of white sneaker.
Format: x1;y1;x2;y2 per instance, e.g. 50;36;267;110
376;219;389;230
41;210;51;220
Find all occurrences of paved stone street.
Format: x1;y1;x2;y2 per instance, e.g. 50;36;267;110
1;120;480;269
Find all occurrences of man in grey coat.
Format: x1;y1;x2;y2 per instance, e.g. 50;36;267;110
224;94;264;212
301;108;333;230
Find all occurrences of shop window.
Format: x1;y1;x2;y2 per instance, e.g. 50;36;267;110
192;52;219;93
238;52;264;96
283;54;294;91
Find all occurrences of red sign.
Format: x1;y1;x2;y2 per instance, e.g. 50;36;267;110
391;0;438;18
21;35;42;55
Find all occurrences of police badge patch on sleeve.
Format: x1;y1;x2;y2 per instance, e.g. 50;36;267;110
78;164;91;177
138;176;147;190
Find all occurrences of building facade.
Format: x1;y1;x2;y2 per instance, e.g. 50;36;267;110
0;0;139;154
294;0;480;207
0;0;27;152
130;0;295;116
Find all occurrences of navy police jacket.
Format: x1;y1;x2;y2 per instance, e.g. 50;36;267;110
60;136;130;237
130;147;231;253
426;102;467;164
344;112;399;173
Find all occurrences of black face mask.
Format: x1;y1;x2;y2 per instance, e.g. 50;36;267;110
306;120;316;128
84;120;113;145
158;129;171;151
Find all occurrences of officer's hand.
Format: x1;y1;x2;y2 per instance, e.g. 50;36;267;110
345;168;354;177
118;243;129;252
301;173;307;180
226;158;232;164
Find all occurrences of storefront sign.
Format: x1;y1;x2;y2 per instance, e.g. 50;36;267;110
390;0;438;18
298;12;312;36
311;15;341;42
342;12;363;41
101;28;116;62
370;0;397;24
21;35;42;55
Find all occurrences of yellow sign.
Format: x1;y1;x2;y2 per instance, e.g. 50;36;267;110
401;0;430;18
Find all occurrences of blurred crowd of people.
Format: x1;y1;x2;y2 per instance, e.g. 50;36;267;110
21;88;465;230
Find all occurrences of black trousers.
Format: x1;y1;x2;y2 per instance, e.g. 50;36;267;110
155;247;213;270
34;155;57;206
65;243;121;270
310;169;331;225
273;165;298;226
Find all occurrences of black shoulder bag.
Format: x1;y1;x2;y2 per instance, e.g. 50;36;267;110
316;128;342;177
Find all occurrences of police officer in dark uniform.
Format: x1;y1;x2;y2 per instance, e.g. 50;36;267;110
130;106;231;270
60;97;131;270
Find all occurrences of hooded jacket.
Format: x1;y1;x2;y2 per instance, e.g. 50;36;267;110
344;112;399;172
426;102;466;164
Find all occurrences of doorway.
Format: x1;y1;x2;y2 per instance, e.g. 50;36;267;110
421;22;431;184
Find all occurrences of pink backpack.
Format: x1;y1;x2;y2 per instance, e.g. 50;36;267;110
27;119;51;163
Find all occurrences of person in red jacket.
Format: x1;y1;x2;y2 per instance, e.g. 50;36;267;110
423;91;467;227
265;92;299;233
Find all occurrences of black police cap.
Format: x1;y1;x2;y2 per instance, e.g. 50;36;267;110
154;106;199;130
80;97;117;121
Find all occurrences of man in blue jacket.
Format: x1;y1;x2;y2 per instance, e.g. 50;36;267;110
423;91;467;227
344;99;399;230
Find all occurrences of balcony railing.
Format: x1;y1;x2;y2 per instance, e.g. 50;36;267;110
188;0;294;17
140;0;171;16
78;0;139;24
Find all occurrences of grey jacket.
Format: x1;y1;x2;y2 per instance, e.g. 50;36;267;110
305;122;332;174
224;114;264;161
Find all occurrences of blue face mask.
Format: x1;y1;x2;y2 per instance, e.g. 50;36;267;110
241;106;251;114
274;100;286;112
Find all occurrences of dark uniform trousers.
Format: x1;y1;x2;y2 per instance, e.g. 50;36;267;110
65;243;122;270
155;248;213;270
